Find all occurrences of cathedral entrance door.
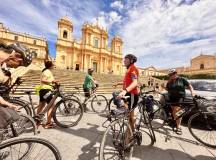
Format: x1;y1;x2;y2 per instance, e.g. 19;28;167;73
75;64;80;70
93;62;97;72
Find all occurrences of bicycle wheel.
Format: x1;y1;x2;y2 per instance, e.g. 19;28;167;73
188;112;216;148
0;137;61;160
53;98;83;128
150;103;167;129
91;95;108;113
141;109;156;144
14;114;37;135
108;98;116;112
2;114;37;141
99;119;133;160
7;98;32;116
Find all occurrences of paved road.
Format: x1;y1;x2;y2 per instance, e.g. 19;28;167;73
20;95;215;160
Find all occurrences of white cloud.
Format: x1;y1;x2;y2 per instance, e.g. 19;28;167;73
91;11;122;30
111;1;124;10
41;0;50;7
119;0;216;68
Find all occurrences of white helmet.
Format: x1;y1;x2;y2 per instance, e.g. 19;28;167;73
168;68;177;75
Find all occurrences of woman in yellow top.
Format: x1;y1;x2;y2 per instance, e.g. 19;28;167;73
36;61;59;129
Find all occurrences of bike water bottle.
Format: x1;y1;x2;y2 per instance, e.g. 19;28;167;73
43;91;52;100
175;109;185;117
135;112;142;130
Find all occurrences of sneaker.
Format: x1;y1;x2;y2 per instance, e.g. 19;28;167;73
175;128;182;135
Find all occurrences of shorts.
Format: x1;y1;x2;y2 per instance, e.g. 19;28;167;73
126;93;139;110
83;88;91;98
112;92;139;110
161;93;184;104
168;96;184;104
39;89;53;103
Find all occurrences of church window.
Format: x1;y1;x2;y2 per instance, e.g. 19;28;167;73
94;38;99;48
200;64;204;69
63;30;68;39
33;40;37;45
14;36;18;41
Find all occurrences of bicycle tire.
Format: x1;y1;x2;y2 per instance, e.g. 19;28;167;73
108;97;115;112
99;119;133;160
142;109;156;144
188;112;216;148
53;98;83;128
7;98;32;116
15;114;37;136
91;95;108;113
0;137;61;160
1;114;37;141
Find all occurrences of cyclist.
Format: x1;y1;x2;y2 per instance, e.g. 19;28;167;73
83;68;96;112
163;68;195;134
35;60;59;129
113;54;139;138
0;41;32;127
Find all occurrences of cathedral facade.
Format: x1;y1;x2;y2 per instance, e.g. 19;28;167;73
0;22;48;66
55;17;123;75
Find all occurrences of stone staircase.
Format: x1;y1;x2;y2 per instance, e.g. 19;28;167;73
12;69;157;95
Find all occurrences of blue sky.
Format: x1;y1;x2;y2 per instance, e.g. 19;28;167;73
0;0;216;69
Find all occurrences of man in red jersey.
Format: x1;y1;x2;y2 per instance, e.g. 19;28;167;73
113;54;139;132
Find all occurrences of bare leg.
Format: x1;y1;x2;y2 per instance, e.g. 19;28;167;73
45;98;56;127
172;106;182;129
37;101;46;114
46;104;54;125
129;111;135;132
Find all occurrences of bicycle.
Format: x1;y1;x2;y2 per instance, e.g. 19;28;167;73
99;96;155;160
66;86;108;114
25;83;83;128
0;137;61;160
148;93;216;148
0;113;37;142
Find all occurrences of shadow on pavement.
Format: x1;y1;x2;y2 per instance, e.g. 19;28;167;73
133;145;215;160
55;123;103;160
54;120;214;160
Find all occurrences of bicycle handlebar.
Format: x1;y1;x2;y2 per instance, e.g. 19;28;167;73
0;77;23;94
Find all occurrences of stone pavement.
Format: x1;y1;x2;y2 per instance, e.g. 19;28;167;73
20;95;215;160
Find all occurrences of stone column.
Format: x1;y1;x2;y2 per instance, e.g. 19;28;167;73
84;54;87;71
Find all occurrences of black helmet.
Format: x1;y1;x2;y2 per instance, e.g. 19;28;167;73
125;54;137;63
7;43;33;67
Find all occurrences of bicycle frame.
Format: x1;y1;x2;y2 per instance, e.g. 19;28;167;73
27;84;64;118
154;94;207;123
73;87;98;105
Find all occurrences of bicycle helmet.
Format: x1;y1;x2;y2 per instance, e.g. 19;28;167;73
7;43;33;67
168;68;177;75
125;54;137;64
